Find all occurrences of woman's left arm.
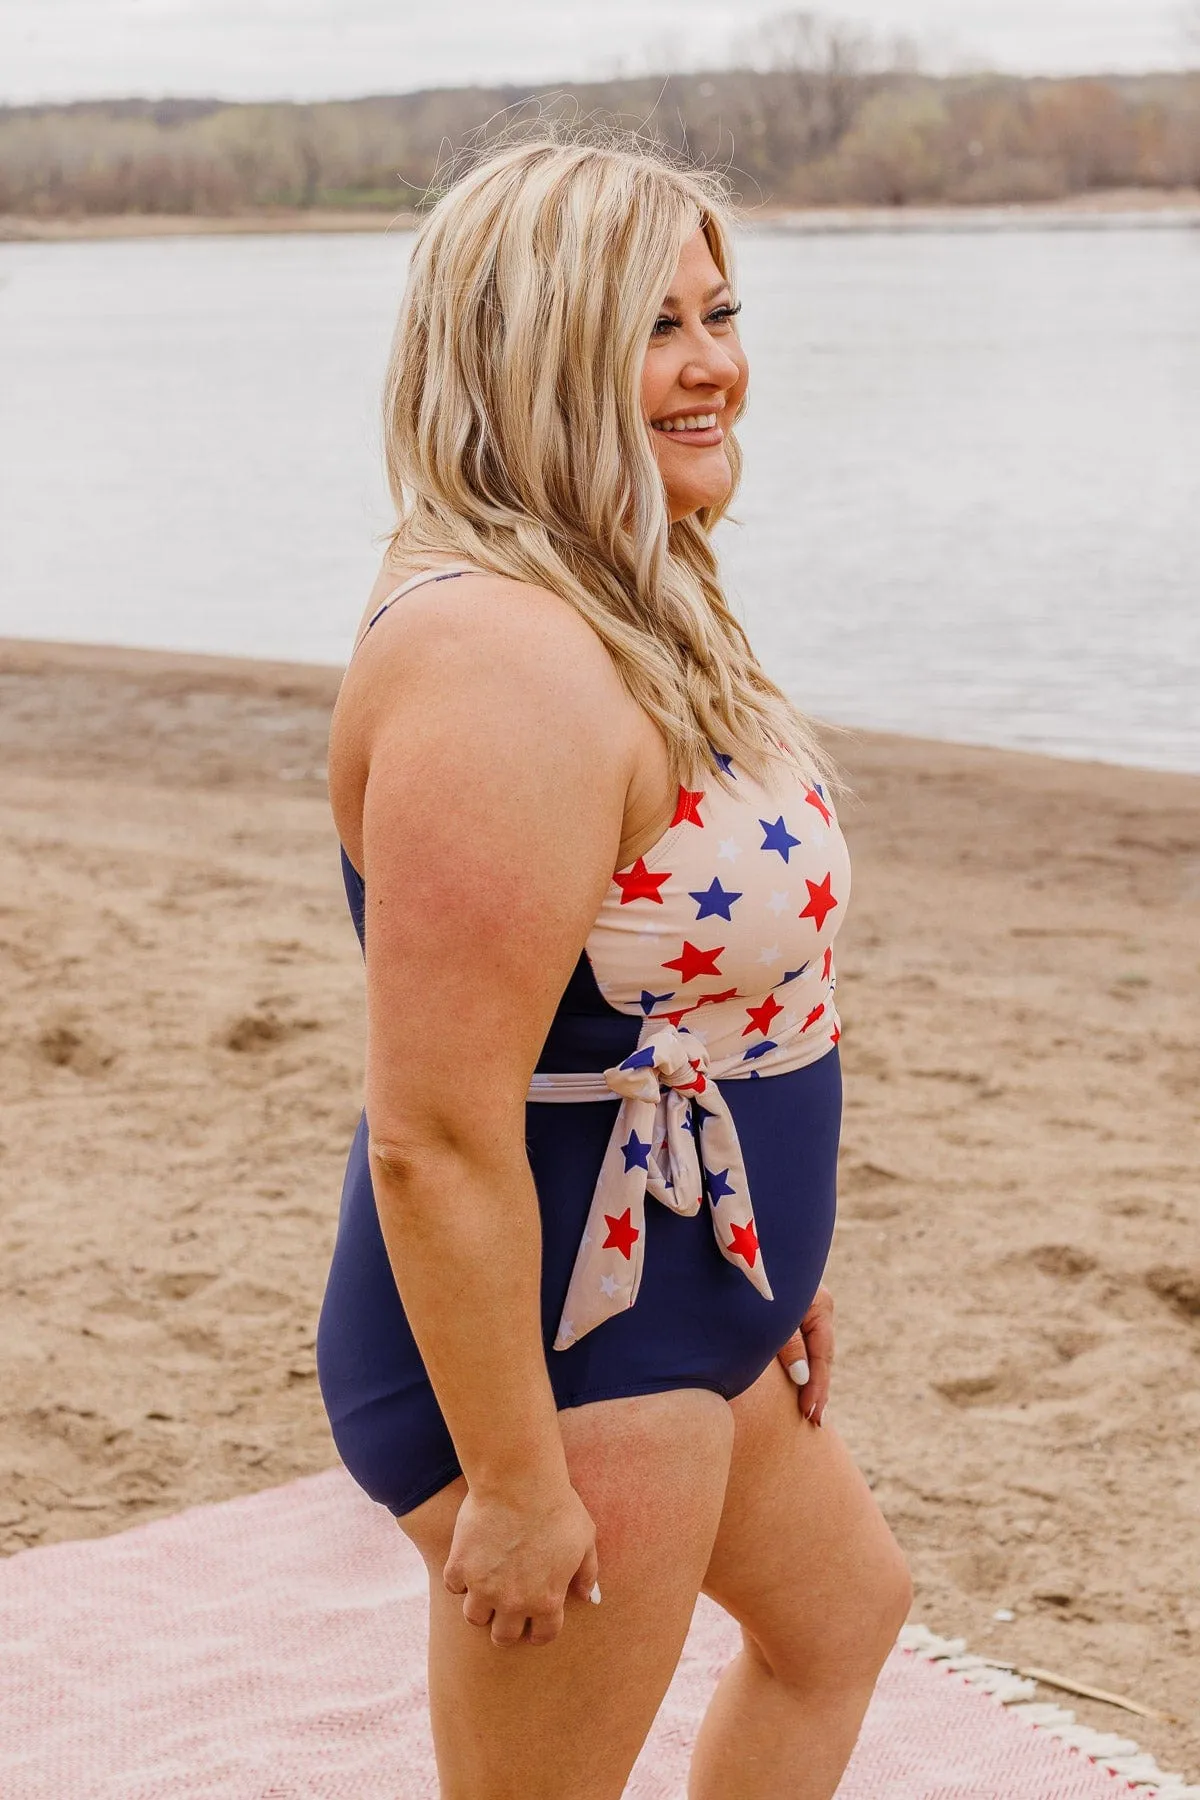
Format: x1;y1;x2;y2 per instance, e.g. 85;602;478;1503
776;1282;834;1426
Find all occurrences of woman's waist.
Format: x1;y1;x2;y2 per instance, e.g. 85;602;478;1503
529;998;841;1101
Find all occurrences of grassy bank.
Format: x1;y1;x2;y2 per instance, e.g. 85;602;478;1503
3;63;1199;222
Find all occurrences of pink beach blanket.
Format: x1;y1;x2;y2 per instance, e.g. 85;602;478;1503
0;1468;1152;1798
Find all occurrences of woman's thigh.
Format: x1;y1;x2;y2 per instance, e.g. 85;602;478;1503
399;1387;735;1800
702;1357;912;1692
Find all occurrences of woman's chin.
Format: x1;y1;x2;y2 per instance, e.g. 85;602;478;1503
663;455;733;522
667;481;731;522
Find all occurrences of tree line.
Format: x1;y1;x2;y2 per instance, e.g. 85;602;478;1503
2;38;1198;218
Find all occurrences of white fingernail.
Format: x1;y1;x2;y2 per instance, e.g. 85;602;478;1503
817;1404;828;1428
589;1582;602;1605
786;1357;810;1386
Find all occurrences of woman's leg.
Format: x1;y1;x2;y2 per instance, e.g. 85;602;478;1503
398;1387;735;1800
690;1358;913;1800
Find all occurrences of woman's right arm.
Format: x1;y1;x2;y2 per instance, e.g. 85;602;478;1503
336;574;635;1648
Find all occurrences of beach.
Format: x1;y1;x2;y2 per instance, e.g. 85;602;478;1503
0;636;1196;1778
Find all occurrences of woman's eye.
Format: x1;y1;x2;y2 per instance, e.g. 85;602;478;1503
651;301;741;339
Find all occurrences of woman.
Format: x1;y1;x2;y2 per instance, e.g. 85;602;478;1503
316;136;911;1799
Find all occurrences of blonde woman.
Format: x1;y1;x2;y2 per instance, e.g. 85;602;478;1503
316;137;911;1799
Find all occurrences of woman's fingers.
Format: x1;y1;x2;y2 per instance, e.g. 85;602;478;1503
490;1604;535;1648
775;1284;835;1426
777;1326;810;1389
461;1588;497;1628
453;1549;602;1648
569;1540;602;1605
800;1283;835;1424
526;1604;567;1647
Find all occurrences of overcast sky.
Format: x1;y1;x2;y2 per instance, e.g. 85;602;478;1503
1;0;1192;105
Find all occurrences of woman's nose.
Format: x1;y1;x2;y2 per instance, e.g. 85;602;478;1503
681;340;742;390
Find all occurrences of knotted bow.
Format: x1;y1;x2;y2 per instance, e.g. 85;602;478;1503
550;1022;773;1351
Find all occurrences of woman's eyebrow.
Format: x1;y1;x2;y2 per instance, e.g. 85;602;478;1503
660;281;732;308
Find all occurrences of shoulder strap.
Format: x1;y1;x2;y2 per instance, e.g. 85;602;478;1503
350;563;488;659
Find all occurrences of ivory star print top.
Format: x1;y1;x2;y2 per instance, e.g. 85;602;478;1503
584;750;849;1075
529;745;851;1348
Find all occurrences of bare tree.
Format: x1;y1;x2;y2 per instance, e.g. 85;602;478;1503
736;10;890;157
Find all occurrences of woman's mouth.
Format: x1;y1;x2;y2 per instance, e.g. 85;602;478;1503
650;411;724;446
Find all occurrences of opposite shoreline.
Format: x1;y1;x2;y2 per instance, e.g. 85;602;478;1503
3;186;1199;243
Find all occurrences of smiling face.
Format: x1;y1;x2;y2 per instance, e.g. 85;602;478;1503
641;225;749;525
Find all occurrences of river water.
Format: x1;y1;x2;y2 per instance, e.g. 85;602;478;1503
1;223;1197;771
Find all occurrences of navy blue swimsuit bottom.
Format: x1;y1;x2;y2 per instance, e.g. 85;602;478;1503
316;852;841;1519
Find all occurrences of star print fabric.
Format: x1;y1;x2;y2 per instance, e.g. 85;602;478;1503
537;747;851;1349
551;1021;774;1349
585;751;849;1077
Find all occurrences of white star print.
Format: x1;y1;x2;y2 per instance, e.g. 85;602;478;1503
600;1273;621;1298
767;890;789;915
717;837;742;861
757;944;782;965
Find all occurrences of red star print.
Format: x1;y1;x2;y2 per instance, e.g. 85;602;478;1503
663;941;725;984
799;872;838;933
603;1208;640;1259
694;986;739;1008
805;788;832;826
822;946;833;982
671;786;705;828
676;1056;708;1095
801;1003;825;1033
613;857;672;904
830;1024;841;1045
655;1007;691;1027
742;992;784;1037
727;1217;761;1266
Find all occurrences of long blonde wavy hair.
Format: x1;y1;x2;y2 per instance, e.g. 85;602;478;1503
382;132;835;800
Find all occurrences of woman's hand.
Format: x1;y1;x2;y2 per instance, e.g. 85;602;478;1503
776;1282;834;1426
443;1481;601;1649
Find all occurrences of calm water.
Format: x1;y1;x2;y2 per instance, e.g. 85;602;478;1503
1;225;1197;772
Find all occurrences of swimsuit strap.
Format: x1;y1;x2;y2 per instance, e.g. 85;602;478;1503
350;563;489;659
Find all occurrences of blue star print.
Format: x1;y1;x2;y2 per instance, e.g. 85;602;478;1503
621;1130;652;1172
759;816;802;861
688;877;743;921
638;989;675;1014
775;964;809;987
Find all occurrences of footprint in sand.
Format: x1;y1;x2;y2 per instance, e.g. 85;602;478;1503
35;1022;115;1076
1145;1265;1200;1319
221;1008;321;1053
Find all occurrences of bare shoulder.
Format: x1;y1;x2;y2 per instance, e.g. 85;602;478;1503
329;569;640;865
340;569;632;730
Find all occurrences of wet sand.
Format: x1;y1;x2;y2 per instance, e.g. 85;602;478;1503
0;636;1196;1777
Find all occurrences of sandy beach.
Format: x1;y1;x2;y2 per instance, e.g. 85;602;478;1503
0;636;1196;1779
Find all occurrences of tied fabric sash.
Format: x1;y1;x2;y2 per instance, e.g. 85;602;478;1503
530;1022;774;1351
